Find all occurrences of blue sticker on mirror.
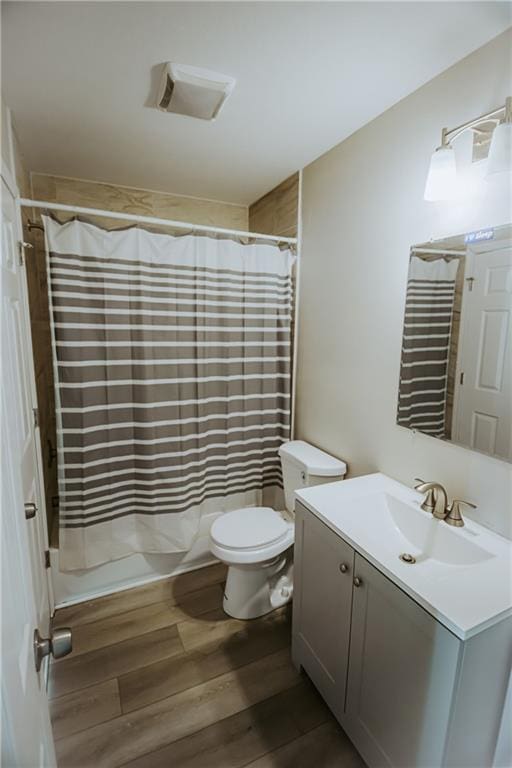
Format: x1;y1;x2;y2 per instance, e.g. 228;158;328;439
464;229;494;244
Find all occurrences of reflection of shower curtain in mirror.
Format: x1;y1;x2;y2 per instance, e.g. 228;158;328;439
44;215;295;570
397;256;459;438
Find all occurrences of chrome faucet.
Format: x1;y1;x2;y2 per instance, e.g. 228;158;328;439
414;479;448;520
414;479;477;527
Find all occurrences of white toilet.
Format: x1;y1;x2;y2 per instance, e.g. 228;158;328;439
209;440;346;619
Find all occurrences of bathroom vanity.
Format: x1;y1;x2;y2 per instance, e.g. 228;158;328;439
293;473;512;768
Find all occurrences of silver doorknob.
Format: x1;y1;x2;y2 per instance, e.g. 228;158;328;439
339;563;349;573
24;502;37;520
353;576;363;587
33;627;72;672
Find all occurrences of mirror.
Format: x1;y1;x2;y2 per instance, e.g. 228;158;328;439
397;223;512;463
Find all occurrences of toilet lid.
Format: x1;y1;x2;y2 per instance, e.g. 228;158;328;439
211;507;289;550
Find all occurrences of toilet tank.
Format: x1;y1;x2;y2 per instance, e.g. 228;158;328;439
278;440;347;513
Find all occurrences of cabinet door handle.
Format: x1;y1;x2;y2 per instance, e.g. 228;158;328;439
339;563;349;574
353;576;363;587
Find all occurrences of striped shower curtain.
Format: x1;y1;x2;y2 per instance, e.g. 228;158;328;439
43;215;295;570
397;255;460;438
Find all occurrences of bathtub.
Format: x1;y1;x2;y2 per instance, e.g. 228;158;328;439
50;511;221;609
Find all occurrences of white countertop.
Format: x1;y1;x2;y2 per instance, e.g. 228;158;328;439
296;473;512;640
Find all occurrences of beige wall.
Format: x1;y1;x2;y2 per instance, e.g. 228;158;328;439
249;173;299;237
296;30;512;539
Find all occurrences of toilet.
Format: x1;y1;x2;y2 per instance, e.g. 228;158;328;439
209;440;346;619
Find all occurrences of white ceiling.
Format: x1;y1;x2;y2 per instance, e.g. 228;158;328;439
2;2;511;205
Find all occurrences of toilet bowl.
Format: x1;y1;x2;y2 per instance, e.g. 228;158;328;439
210;506;294;619
209;440;346;619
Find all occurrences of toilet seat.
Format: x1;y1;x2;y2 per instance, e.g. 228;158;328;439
211;507;288;550
210;506;294;564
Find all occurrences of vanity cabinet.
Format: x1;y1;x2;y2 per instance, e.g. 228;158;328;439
345;551;460;768
293;501;512;768
292;499;354;721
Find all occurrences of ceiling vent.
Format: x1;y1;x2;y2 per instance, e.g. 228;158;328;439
156;63;236;121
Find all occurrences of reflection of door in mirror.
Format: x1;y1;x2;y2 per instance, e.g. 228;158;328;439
453;243;512;461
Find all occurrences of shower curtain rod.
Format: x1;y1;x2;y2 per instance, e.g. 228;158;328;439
411;247;464;256
18;198;298;246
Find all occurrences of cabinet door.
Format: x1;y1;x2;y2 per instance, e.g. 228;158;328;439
292;502;355;721
346;553;461;768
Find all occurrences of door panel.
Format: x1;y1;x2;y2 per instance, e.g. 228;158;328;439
346;554;461;768
292;502;354;721
1;414;56;768
9;185;52;630
1;177;56;766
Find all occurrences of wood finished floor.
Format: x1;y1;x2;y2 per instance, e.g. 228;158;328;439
50;563;366;768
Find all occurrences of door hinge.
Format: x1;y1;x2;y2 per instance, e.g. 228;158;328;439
465;277;475;292
47;439;57;468
44;550;51;569
459;372;465;385
33;408;39;428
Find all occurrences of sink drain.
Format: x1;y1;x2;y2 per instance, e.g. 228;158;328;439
399;552;416;564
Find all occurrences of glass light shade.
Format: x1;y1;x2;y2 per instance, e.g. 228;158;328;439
486;122;512;177
424;145;458;201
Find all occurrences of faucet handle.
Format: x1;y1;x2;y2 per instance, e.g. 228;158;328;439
445;499;477;528
452;499;477;510
413;479;436;513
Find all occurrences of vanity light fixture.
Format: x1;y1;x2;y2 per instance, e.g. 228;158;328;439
424;96;511;201
424;129;457;201
487;96;512;176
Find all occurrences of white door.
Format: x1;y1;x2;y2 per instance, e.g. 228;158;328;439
455;244;512;460
1;176;56;766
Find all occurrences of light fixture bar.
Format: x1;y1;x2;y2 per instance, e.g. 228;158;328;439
443;100;508;144
411;247;464;256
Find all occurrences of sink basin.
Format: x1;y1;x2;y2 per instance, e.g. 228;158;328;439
296;472;512;639
358;492;493;567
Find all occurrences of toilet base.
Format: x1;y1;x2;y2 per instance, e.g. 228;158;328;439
222;553;293;620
